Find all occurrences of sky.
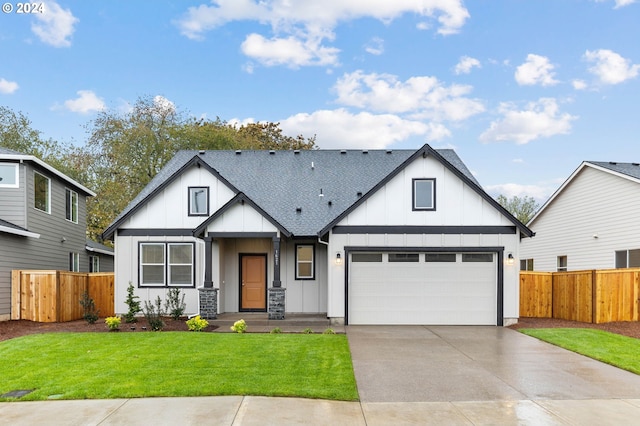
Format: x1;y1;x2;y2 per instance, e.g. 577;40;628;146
1;0;639;203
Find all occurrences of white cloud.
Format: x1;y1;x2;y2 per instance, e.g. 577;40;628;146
454;56;481;75
479;98;577;145
279;108;430;149
572;79;588;90
175;1;469;67
333;70;484;122
63;90;106;114
241;33;340;68
0;78;19;94
364;37;384;55
595;0;636;8
515;54;559;86
584;49;639;85
31;1;79;47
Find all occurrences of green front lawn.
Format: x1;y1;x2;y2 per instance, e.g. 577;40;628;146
0;332;358;401
520;328;640;374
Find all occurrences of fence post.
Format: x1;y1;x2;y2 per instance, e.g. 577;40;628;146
591;269;597;324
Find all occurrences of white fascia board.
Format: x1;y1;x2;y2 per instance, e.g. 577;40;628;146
0;154;96;196
85;246;114;256
0;225;40;238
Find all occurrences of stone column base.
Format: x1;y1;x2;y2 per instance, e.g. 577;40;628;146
198;287;219;320
268;287;286;320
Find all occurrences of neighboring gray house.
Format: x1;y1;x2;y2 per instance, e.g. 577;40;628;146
520;161;640;272
104;144;532;326
0;147;113;321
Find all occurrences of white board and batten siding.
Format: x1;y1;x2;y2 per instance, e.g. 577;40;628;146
326;154;522;325
521;166;640;271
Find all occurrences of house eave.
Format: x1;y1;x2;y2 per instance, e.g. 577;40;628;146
0;224;40;238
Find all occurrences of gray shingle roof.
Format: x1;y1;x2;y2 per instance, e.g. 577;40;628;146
588;161;640;180
104;147;502;239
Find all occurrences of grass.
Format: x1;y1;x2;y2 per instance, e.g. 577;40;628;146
520;328;640;375
0;332;358;402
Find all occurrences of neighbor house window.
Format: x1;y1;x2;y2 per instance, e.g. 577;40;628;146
295;244;315;280
69;252;80;272
65;188;78;223
557;256;568;272
34;171;50;213
189;187;209;216
615;249;640;268
412;178;436;211
139;242;195;287
520;258;534;271
89;256;100;272
0;163;18;188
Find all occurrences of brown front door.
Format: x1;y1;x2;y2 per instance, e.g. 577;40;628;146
240;254;267;311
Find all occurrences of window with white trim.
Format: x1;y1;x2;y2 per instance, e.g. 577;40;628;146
34;171;50;213
557;255;568;272
65;188;78;223
412;178;436;210
615;249;640;268
295;244;315;280
520;258;534;271
139;242;195;287
0;163;18;188
69;252;80;272
89;256;100;272
189;187;209;216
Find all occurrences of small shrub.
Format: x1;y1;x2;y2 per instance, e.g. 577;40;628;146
323;328;336;334
186;315;209;332
230;319;247;333
79;291;99;324
143;296;165;331
105;316;121;331
270;327;282;334
302;327;314;334
164;288;186;320
123;282;141;323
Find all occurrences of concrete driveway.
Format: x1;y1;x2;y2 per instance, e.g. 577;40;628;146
347;325;640;403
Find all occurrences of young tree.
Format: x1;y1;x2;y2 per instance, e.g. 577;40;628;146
496;195;540;224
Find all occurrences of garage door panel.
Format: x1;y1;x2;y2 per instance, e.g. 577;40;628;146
349;252;497;325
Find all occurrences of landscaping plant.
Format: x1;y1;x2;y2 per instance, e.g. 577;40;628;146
323;328;336;334
186;315;208;332
164;288;186;320
270;327;282;334
302;327;314;334
79;291;99;324
143;296;165;331
105;316;121;331
123;282;141;323
230;319;247;333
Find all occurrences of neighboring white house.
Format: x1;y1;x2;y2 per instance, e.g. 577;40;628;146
520;161;640;272
103;144;532;326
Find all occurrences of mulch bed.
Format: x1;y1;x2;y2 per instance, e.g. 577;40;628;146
0;317;218;342
2;317;640;342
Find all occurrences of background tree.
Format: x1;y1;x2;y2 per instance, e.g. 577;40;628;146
496;194;540;224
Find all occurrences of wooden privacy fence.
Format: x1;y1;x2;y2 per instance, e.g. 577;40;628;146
11;270;115;322
520;269;640;324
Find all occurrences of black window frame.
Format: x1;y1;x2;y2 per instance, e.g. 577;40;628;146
412;178;436;211
188;186;210;216
138;242;196;288
295;244;315;280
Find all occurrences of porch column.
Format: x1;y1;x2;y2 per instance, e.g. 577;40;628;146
204;236;213;288
272;236;281;287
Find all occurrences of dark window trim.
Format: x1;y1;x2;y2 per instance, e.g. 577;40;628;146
295;243;316;280
138;241;196;288
332;225;516;235
412;178;436;211
119;229;193;237
188;186;210;216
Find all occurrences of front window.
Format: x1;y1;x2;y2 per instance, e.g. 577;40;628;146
89;256;100;272
34;171;50;213
413;178;436;210
557;255;568;272
139;242;194;287
65;188;78;223
0;163;18;188
189;187;209;216
69;252;80;272
295;244;315;280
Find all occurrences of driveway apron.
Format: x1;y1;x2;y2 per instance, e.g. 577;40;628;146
347;325;640;403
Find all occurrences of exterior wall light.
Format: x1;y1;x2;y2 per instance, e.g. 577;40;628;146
335;252;342;265
507;253;514;265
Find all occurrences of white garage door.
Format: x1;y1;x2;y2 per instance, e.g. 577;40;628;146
349;252;497;325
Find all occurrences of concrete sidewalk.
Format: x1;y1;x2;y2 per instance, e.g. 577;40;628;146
3;396;640;425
